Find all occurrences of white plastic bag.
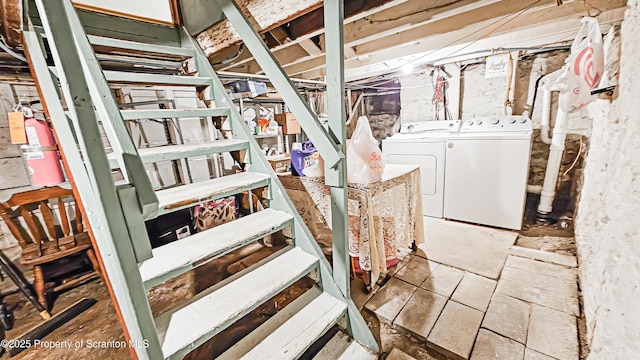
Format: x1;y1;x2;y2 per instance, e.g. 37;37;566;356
347;116;384;184
556;17;604;113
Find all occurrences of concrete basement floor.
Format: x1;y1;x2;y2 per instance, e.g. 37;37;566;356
352;217;581;360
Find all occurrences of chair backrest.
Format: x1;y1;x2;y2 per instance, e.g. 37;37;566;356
0;186;83;249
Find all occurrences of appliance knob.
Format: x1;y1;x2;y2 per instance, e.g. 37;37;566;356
509;118;517;124
519;118;527;123
477;120;483;125
407;124;415;132
466;120;474;126
491;118;500;125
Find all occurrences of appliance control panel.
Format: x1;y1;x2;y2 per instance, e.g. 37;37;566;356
400;120;461;134
459;116;532;133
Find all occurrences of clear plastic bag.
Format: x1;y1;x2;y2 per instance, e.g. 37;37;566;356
347;116;384;184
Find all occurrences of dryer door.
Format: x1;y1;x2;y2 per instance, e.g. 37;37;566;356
383;141;446;218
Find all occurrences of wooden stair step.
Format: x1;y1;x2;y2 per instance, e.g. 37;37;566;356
218;287;323;360
120;108;230;120
155;172;270;216
155;247;318;360
312;332;351;360
335;340;378;359
104;71;211;86
139;208;294;289
87;34;196;57
107;139;248;168
48;67;212;86
230;292;347;360
313;331;377;359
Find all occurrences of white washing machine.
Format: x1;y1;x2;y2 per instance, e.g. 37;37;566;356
443;116;532;230
382;120;461;218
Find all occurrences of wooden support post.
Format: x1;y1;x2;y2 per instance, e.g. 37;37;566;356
323;0;348;294
323;0;378;352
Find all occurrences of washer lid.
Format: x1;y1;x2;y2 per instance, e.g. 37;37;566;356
400;120;461;134
386;132;450;141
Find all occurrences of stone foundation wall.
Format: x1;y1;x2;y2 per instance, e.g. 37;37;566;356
575;1;640;357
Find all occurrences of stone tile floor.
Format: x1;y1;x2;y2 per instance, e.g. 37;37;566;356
355;218;580;360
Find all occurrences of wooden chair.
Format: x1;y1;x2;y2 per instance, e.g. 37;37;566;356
0;186;102;310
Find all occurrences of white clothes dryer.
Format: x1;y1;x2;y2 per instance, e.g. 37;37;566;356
382;120;461;218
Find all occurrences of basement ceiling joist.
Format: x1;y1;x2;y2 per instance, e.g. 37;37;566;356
205;0;627;81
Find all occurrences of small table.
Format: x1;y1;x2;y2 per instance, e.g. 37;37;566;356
279;164;425;285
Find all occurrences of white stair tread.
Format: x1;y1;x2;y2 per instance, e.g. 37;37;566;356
120;108;230;120
156;247;318;359
155;172;270;214
239;292;347;360
104;71;211;86
139;208;294;288
88;35;195;57
219;288;323;360
312;332;351;359
313;331;377;360
107;139;248;167
337;340;378;360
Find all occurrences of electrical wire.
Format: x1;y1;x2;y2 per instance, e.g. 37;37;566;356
563;135;584;176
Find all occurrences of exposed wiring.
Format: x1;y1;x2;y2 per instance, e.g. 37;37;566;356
0;37;27;62
563;136;584;177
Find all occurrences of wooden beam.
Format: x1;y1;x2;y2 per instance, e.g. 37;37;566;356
324;6;626;81
284;0;626;78
217;0;416;71
196;0;322;55
299;39;323;56
343;46;357;59
220;0;501;72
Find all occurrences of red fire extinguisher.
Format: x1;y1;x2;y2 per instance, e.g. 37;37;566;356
23;114;65;186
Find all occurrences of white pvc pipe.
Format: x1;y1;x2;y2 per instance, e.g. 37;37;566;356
537;104;568;216
540;89;553;145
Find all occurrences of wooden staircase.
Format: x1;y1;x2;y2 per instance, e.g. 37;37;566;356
21;0;378;359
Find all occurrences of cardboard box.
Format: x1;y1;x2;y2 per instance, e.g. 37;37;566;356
267;153;291;173
275;113;301;134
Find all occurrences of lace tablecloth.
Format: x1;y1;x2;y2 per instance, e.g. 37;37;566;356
279;164;424;282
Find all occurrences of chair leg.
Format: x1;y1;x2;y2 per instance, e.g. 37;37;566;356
85;249;102;277
32;266;47;310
